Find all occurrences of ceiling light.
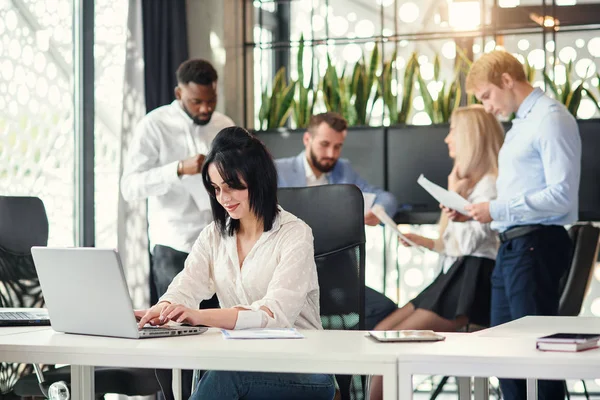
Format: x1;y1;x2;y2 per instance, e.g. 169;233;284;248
448;0;480;30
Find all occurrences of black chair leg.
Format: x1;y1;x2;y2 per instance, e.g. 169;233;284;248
430;376;450;400
582;379;590;400
336;375;352;400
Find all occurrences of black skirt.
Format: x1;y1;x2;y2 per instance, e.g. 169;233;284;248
411;255;495;327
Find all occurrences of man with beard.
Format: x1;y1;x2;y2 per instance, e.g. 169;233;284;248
275;112;398;329
121;59;234;301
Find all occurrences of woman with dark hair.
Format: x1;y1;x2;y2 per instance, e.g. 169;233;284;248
137;126;335;400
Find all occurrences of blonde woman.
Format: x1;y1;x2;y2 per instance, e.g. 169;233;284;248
369;105;504;399
376;105;504;333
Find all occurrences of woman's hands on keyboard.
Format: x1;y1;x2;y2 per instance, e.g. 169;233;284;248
136;301;171;328
158;303;204;326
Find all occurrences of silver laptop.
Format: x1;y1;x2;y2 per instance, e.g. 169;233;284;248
31;247;207;339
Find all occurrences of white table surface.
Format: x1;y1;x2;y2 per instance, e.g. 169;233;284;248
476;316;600;338
396;317;600;400
0;326;51;336
0;328;399;399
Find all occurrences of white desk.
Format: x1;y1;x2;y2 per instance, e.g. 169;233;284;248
0;328;398;400
0;326;51;336
396;317;600;400
476;316;600;338
475;315;600;399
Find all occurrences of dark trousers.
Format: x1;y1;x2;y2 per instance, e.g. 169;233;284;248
152;245;219;399
365;287;398;330
491;226;571;400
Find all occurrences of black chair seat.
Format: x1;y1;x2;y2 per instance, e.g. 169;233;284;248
13;366;161;397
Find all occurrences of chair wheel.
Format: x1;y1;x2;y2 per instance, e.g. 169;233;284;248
48;380;69;400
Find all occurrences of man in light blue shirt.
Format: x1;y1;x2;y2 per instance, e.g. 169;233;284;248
275;112;397;223
463;51;581;400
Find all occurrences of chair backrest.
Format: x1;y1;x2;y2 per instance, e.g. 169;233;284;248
0;196;49;393
278;185;366;400
558;224;600;316
0;196;49;307
277;185;366;331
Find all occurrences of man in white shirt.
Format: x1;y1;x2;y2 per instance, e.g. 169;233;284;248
121;59;234;302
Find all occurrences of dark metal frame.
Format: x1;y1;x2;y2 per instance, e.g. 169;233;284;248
73;0;95;247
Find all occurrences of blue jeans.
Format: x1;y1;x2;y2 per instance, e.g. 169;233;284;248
190;371;335;400
491;226;571;400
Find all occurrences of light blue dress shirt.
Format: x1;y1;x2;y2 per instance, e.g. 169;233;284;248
489;88;581;233
275;152;398;217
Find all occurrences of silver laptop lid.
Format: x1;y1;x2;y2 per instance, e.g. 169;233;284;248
31;247;142;339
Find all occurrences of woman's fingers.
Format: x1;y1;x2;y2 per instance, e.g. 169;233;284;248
138;309;156;328
164;305;187;323
133;309;146;321
159;304;177;321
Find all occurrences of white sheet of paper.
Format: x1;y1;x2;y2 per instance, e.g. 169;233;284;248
362;192;376;215
417;174;471;216
371;205;424;253
180;174;211;211
221;328;305;340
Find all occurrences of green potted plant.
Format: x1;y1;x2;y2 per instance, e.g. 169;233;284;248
257;67;296;130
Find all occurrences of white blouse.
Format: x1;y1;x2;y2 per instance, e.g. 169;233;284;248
433;174;499;273
159;208;323;330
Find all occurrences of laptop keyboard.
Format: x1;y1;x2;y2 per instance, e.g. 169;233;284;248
0;311;48;320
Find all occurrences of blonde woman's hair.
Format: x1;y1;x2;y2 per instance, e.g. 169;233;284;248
466;50;527;93
438;105;504;234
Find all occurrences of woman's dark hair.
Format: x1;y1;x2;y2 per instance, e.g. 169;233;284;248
201;126;279;236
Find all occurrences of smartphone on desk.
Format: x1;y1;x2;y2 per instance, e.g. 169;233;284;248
368;330;445;343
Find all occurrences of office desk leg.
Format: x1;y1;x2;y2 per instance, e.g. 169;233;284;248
526;379;537;400
397;364;412;400
71;365;94;400
382;367;398;400
458;377;471;400
474;377;488;400
173;368;182;400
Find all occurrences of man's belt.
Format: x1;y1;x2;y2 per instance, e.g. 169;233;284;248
499;224;545;243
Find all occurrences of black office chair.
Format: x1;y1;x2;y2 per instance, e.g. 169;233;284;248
0;196;50;397
278;184;366;400
559;223;600;316
0;196;162;398
557;224;600;400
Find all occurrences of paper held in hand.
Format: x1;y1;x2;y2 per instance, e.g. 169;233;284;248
371;205;424;253
362;192;376;215
417;174;471;216
180;174;211;210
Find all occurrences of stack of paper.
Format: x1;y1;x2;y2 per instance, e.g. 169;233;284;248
221;328;305;340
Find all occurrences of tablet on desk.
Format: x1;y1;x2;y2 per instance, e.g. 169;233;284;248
368;330;445;343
